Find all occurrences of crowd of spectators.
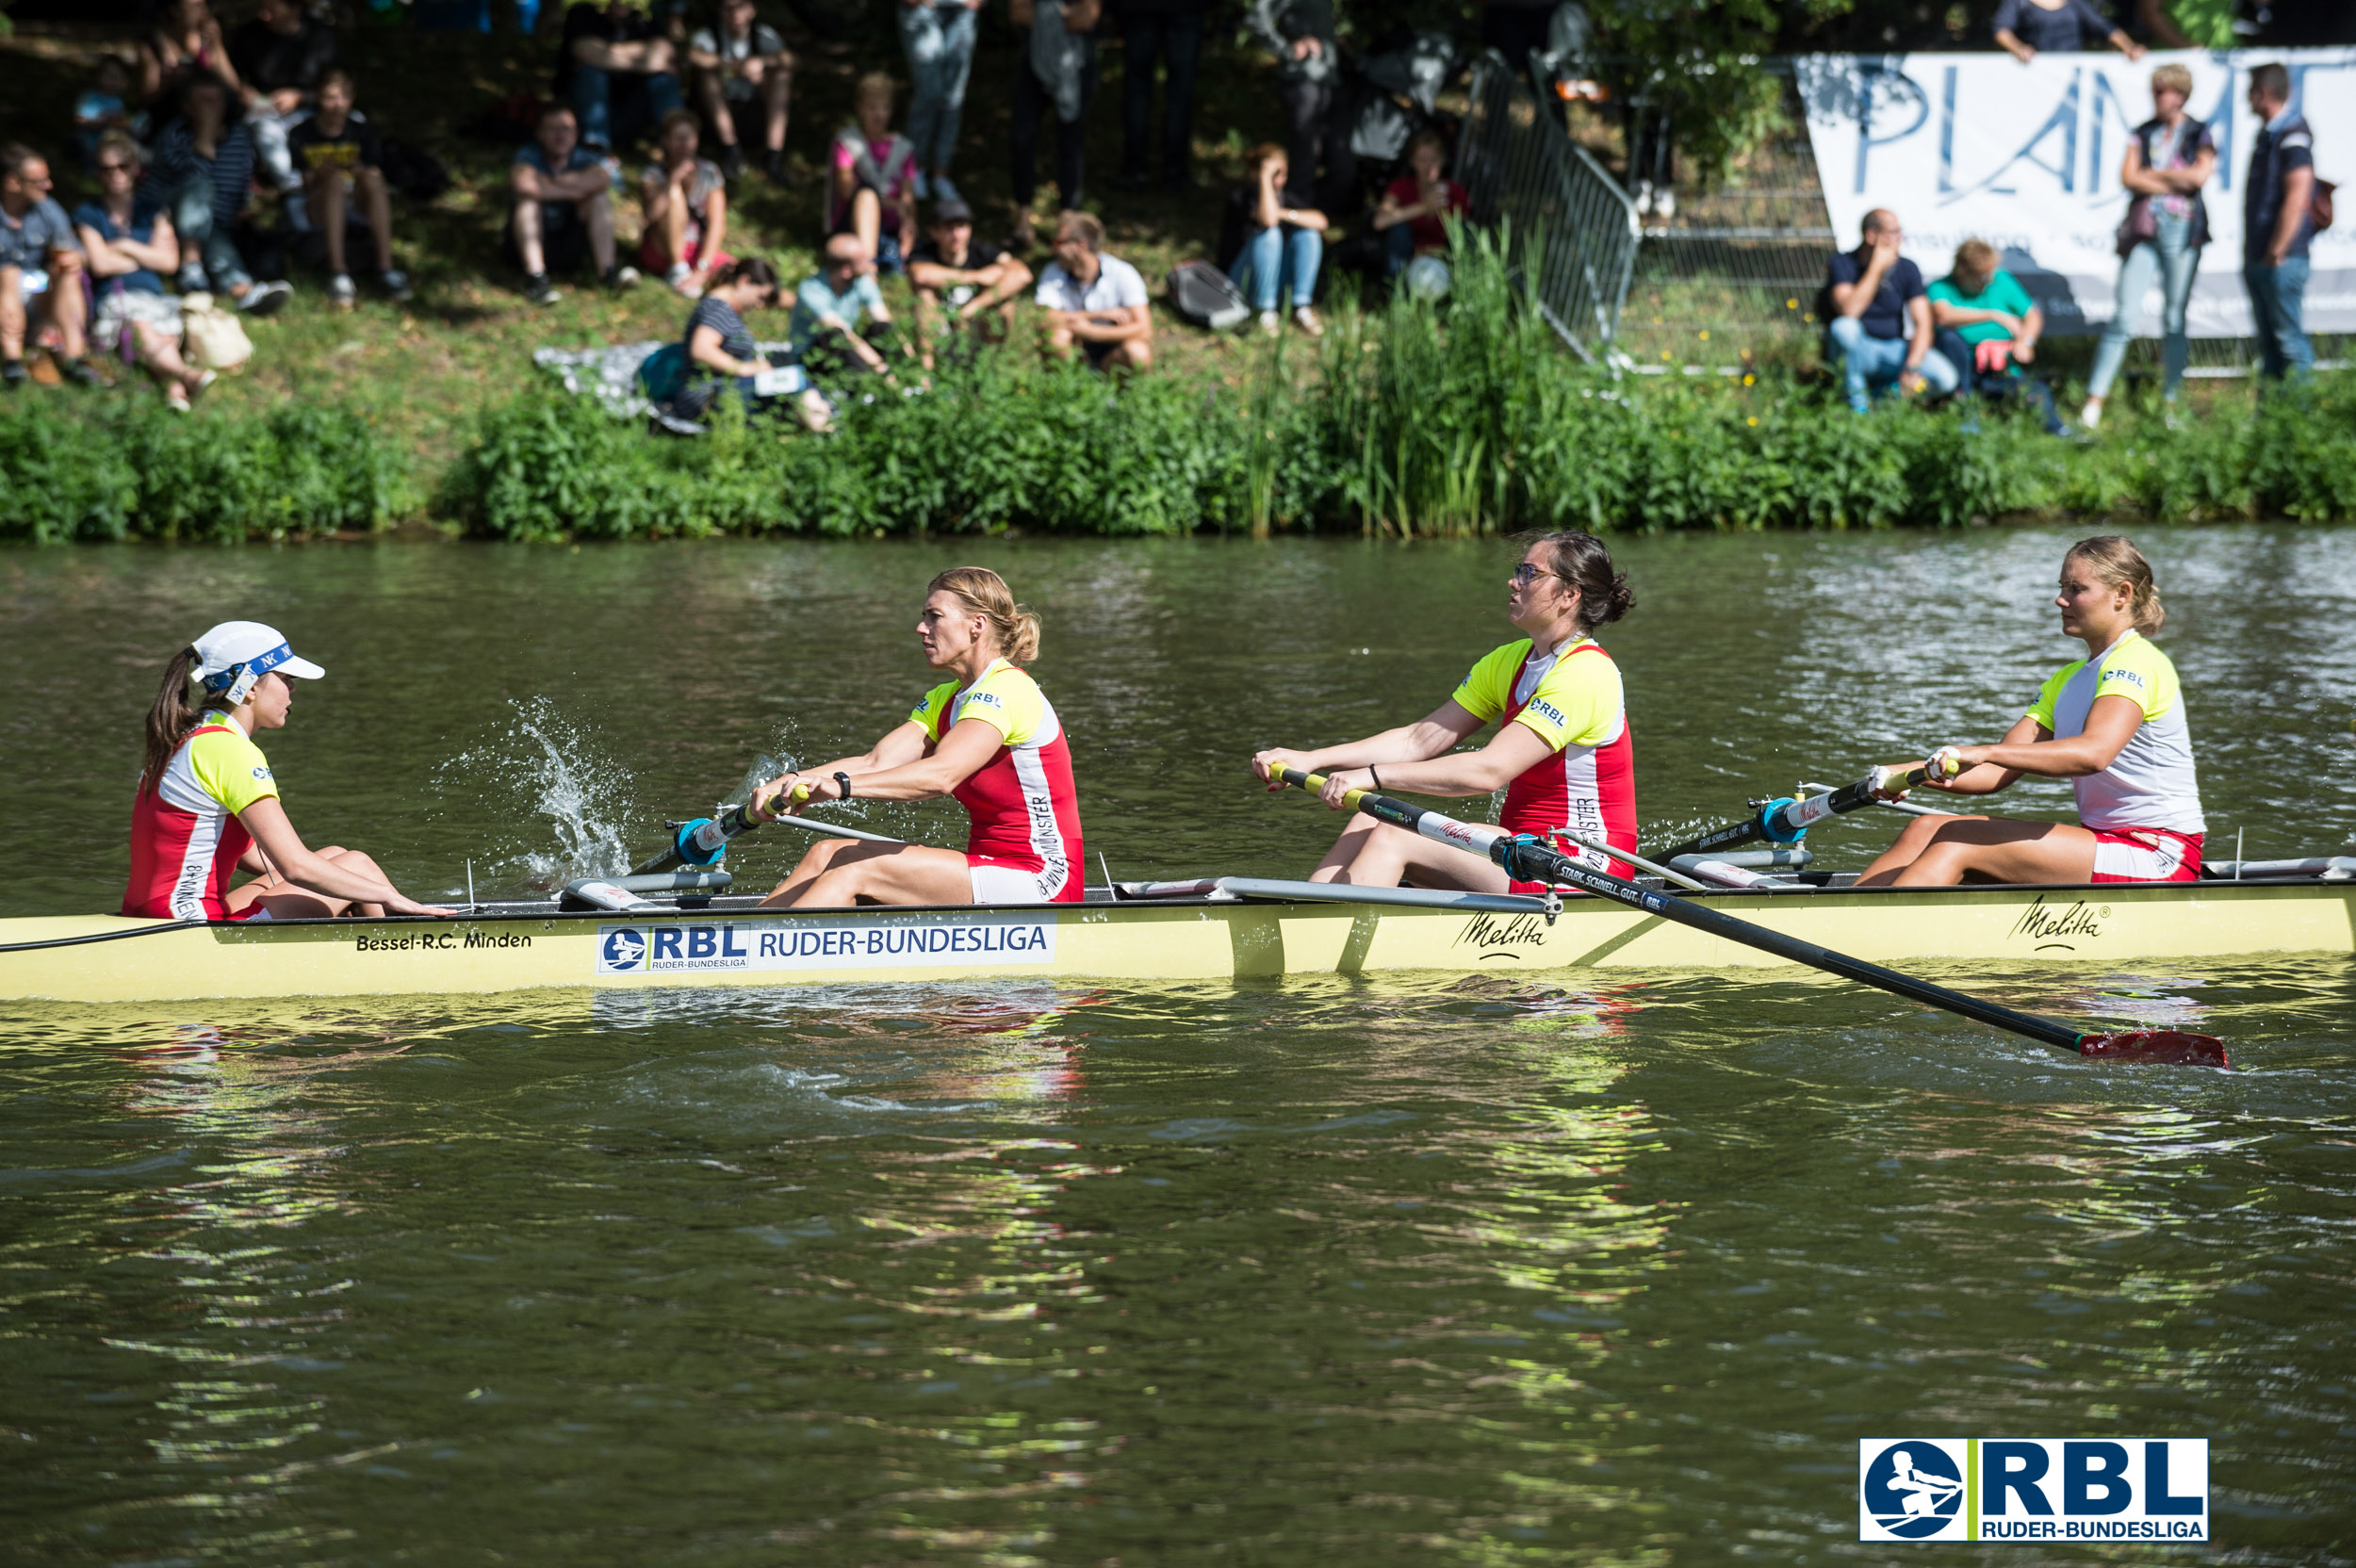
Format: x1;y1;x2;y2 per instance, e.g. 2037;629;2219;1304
1822;58;2326;429
0;0;2335;428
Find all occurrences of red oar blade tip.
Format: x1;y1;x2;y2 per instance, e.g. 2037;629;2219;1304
2077;1030;2233;1070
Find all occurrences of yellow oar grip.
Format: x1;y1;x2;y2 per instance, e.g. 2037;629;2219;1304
790;782;816;804
1278;766;1368;809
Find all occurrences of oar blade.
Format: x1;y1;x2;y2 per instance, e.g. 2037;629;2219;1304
2077;1030;2232;1069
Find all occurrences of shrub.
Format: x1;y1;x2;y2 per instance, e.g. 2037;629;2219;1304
0;394;410;543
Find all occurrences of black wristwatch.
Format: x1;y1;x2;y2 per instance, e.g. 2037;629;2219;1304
834;772;854;802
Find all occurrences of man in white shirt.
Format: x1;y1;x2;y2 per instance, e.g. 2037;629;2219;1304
1034;209;1152;369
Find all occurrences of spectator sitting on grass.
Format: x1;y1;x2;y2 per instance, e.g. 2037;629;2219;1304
509;102;637;306
1227;141;1324;337
908;196;1032;368
688;0;793;182
1036;208;1151;371
139;0;236;110
560;0;683;155
228;0;335;196
289;70;411;309
138;73;292;316
676;254;788;418
789;234;908;430
1926;237;2065;435
1821;208;1955;414
640;108;730;297
828;73;920;274
75;55;139;172
1370;128;1466;282
74;132;215;410
1;143;99;389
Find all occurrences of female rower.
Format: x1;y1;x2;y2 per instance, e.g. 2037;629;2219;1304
1250;530;1638;891
123;622;451;921
1858;534;2204;887
747;567;1084;906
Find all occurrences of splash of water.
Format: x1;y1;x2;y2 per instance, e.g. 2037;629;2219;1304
434;698;637;890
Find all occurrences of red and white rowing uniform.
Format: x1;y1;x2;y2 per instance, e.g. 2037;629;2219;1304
123;713;278;920
2024;630;2205;883
1451;636;1638;887
909;659;1086;904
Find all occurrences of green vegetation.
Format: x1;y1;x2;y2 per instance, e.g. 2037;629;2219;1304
8;229;2349;542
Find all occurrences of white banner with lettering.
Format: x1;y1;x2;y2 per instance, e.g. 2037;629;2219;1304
1794;49;2355;335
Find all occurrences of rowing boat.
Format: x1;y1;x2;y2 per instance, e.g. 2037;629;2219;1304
4;865;2350;1004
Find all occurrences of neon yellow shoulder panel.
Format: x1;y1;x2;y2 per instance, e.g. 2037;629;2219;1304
187;723;280;815
1450;640;1535;724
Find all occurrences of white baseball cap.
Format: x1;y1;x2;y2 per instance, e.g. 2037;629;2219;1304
190;621;325;702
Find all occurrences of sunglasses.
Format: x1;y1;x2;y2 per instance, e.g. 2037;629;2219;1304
1512;562;1567;587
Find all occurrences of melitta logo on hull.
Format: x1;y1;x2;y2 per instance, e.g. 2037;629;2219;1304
1858;1439;2207;1543
595;914;1058;975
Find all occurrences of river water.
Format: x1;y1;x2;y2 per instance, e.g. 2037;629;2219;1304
3;528;2352;1564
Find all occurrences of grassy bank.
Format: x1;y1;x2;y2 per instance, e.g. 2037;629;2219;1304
8;232;2352;542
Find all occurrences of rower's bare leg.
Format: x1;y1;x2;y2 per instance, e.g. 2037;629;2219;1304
1311;817;1513;893
223;846;395;918
1856;816;2098;887
761;838;975;907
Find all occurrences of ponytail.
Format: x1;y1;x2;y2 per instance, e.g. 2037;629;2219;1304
928;566;1043;664
2066;534;2165;636
139;646;206;797
1529;529;1635;632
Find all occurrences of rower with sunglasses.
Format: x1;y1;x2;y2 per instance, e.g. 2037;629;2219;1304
1251;531;1640;892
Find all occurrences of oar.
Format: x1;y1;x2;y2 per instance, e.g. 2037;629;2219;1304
1270;768;2228;1068
1657;764;1930;864
633;786;906;875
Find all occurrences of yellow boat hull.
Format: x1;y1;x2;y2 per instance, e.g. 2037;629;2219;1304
3;879;2349;1005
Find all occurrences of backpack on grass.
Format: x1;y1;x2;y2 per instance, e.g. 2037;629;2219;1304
1166;261;1249;331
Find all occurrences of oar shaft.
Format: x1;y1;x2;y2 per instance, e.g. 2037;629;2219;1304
1274;767;2084;1054
1658;766;1930;863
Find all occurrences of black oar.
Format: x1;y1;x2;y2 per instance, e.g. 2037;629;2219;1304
1270;768;2228;1068
1657;765;1928;864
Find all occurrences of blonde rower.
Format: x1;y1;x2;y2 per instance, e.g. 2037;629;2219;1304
123;622;450;922
1860;536;2205;887
747;568;1085;907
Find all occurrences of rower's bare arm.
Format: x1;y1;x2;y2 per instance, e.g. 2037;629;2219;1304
1252;701;1484;786
236;797;453;916
751;723;930;817
823;715;1004;802
1335;716;1554;798
1952;697;2142;781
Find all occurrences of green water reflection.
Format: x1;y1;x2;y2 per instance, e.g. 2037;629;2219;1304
4;530;2354;1563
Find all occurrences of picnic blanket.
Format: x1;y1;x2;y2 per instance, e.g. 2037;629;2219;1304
532;340;799;427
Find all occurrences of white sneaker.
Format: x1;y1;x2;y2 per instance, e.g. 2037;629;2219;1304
666;261;695;293
1292;304;1324;337
237;280;292;316
327;272;356;309
930;173;960;204
2080;398;2103;431
1258;309;1281;335
911;169;932;201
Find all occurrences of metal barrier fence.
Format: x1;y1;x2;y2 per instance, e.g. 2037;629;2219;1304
1453;50;1642;362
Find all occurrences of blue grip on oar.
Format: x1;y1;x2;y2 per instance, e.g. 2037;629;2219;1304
1758;796;1806;844
672;817;729;868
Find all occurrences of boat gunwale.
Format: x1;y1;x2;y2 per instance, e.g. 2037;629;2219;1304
4;871;2346;953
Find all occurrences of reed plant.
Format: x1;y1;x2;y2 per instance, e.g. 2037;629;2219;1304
7;237;2355;542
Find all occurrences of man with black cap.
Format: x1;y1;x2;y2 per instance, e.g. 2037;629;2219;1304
908;195;1033;368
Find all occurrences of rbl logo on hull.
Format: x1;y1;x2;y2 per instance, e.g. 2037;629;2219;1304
1858;1438;2207;1543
